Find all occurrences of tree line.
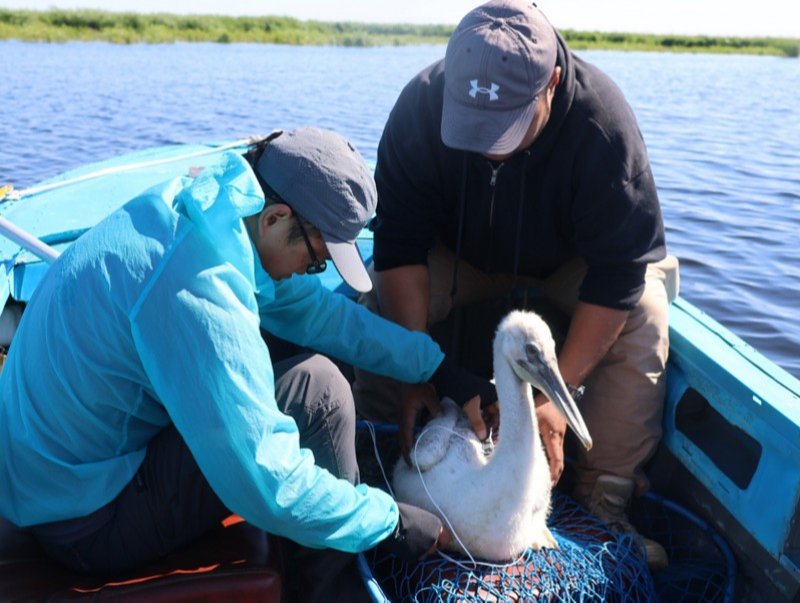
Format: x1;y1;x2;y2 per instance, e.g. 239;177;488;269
1;9;797;57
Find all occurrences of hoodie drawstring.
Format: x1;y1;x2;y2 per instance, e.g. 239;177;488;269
510;150;531;309
449;152;469;311
446;153;470;359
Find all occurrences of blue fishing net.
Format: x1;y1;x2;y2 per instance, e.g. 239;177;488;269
366;489;654;602
356;422;735;603
633;493;736;603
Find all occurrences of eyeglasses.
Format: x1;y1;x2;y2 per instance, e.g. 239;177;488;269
260;181;327;275
293;213;327;275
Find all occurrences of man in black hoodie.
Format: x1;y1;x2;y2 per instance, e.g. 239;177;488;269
353;0;676;569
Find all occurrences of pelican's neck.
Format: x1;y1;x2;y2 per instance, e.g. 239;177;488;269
486;354;538;466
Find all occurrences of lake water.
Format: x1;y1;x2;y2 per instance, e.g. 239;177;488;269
1;41;798;379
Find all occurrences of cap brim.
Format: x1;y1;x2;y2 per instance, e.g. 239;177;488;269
324;238;372;293
441;89;538;155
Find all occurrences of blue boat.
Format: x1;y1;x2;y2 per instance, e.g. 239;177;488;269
1;140;798;602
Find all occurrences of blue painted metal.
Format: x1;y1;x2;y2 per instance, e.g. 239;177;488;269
0;141;252;315
665;299;800;580
357;552;391;603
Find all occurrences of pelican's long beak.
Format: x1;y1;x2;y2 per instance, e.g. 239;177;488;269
516;352;593;451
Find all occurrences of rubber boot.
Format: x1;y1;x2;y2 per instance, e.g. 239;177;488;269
586;475;669;571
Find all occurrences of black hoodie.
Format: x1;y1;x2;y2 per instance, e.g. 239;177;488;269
372;36;666;310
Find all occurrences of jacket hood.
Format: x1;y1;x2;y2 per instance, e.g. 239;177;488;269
524;32;576;164
175;151;265;289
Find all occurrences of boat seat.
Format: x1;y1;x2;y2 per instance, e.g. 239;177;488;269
0;515;282;601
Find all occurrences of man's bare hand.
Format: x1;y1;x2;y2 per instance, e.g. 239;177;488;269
400;383;442;465
461;395;488;442
427;526;451;557
482;401;500;433
535;393;567;485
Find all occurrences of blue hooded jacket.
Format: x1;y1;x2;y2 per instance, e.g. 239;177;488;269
0;152;444;553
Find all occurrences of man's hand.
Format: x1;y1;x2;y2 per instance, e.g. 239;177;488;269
461;396;489;442
535;392;567;485
400;383;442;465
377;502;445;562
482;401;500;433
428;356;497;411
430;525;452;556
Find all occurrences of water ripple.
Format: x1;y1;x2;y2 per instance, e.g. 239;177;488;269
2;42;798;379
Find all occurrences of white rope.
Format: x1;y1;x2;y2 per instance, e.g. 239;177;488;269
363;420;395;498
6;134;269;201
411;424;479;567
411;424;524;572
436;547;528;572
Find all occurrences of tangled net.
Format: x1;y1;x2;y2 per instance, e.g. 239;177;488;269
366;490;654;602
356;422;735;603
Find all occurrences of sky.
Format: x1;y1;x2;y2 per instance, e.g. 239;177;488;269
2;0;799;38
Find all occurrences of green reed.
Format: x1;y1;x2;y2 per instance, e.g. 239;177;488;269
1;9;796;57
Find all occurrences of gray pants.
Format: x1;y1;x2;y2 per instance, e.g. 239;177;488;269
31;353;369;603
353;244;679;497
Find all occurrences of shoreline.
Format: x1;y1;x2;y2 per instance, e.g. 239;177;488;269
1;9;798;58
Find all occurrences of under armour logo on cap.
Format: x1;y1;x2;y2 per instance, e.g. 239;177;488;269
469;80;500;101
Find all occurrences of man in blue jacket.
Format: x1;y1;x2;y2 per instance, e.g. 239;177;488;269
353;0;677;569
0;127;495;601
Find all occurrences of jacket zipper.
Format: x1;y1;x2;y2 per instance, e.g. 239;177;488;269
486;162;504;271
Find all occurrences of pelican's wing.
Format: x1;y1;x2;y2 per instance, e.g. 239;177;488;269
410;398;461;472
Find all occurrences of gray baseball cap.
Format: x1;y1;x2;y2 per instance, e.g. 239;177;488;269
441;0;557;155
256;127;376;292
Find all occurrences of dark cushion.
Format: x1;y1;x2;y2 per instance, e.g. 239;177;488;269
0;516;282;602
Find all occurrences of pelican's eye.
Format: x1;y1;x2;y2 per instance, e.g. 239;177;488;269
524;342;541;362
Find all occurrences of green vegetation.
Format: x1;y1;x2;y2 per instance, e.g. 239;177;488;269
563;29;799;58
0;9;797;58
0;9;451;45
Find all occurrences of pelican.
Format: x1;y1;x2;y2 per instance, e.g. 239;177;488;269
392;310;594;561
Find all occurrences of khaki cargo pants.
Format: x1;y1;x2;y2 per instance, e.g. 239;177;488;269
352;244;679;497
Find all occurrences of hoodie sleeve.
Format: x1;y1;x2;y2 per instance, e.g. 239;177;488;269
372;61;449;272
570;108;666;310
259;274;444;383
130;230;398;553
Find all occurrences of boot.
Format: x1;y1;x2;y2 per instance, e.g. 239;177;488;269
585;475;669;570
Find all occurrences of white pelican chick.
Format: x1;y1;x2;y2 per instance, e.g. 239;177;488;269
392;310;593;561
